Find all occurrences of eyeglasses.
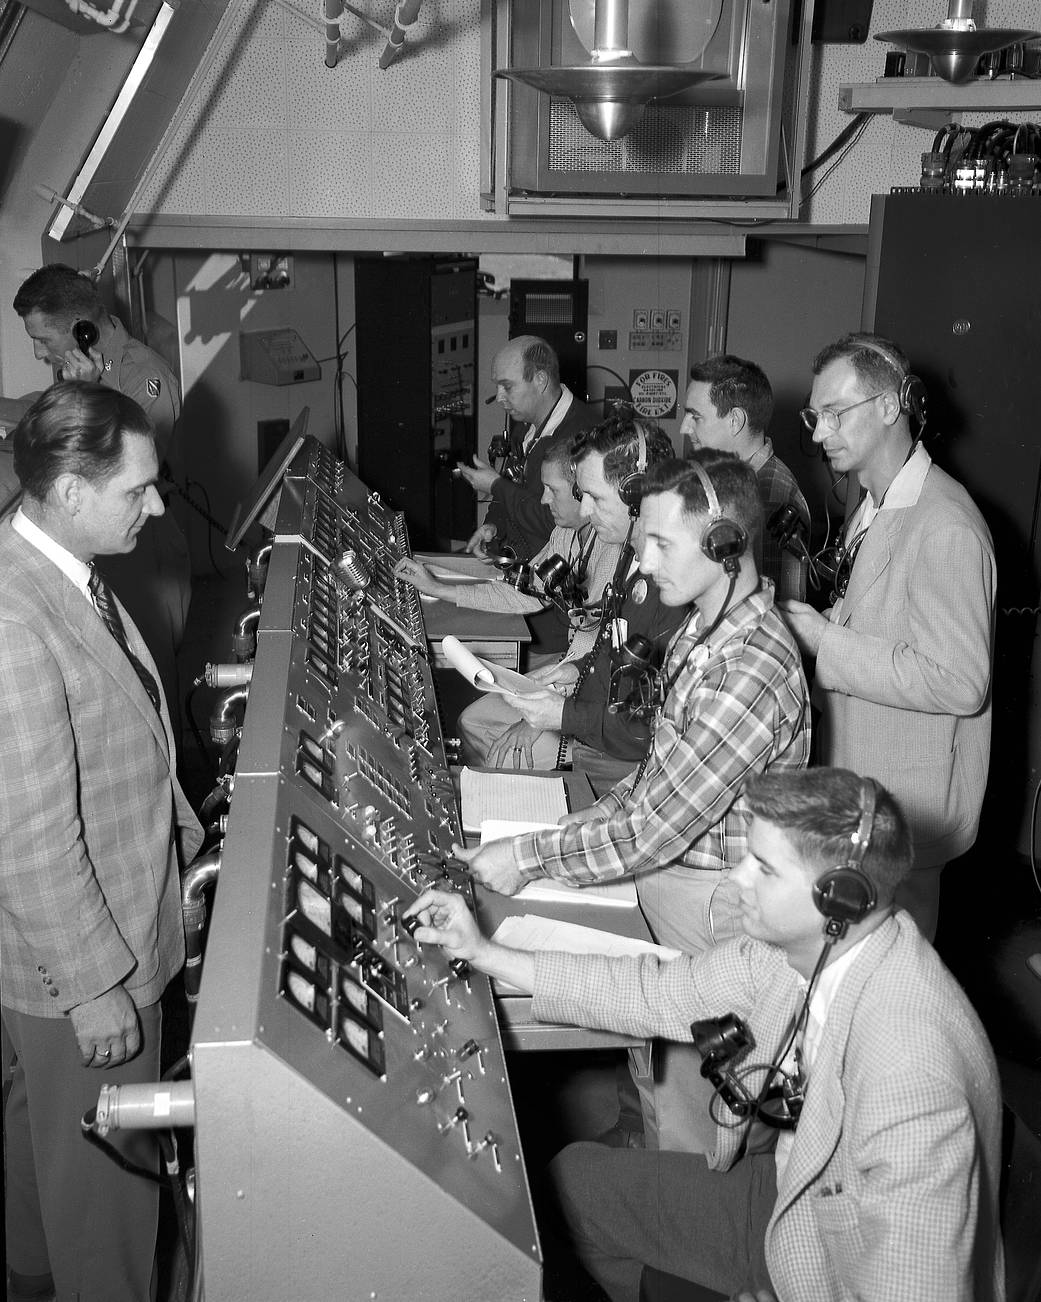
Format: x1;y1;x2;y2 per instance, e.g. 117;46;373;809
799;392;885;434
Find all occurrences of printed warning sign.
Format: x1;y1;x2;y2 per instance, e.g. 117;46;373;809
629;369;678;420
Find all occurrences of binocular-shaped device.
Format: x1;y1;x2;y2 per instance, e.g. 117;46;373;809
500;552;589;611
488;433;525;484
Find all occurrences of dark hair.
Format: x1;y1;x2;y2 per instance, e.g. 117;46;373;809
812;332;910;397
13;264;104;327
542;434;577;479
641;450;762;542
510;335;561;387
744;768;913;908
568;413;672;489
689;354;773;433
14;381;154;502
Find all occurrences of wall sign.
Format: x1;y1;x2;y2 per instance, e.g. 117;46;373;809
629;369;678;420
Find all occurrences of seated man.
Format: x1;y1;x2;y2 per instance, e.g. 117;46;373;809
407;768;1004;1302
456;452;810;1152
394;440;621;770
484;414;682;791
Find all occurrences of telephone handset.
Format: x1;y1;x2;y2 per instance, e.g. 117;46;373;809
73;320;99;355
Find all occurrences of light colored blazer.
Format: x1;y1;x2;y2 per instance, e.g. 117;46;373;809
813;462;995;864
534;912;1005;1301
0;521;201;1016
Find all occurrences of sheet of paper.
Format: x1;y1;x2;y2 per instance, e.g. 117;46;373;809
460;768;568;832
490;914;679;994
477;820;638;906
440;636;538;696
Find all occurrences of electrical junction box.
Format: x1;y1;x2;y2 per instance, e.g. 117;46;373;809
239;328;321;386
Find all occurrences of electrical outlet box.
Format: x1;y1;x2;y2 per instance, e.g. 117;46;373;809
239;328;320;385
650;308;666;330
633;309;649;330
666;309;682;330
598;329;618;350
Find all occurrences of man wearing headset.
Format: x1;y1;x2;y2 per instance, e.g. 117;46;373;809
457;334;596;564
780;333;995;941
487;414;684;790
681;353;810;599
406;769;1003;1302
455;452;810;1151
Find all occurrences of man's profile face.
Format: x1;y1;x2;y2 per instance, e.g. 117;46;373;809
491;347;545;425
679;380;733;457
731;816;823;948
806;357;887;477
540;459;582;529
574;451;631;544
23;310;77;368
636;488;718;607
72;432;164;559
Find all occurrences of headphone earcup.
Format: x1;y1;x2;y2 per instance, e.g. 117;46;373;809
813;868;876;926
619;472;645;518
899;373;928;425
701;517;747;567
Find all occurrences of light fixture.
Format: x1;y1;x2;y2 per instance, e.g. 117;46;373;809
495;0;723;142
876;0;1038;85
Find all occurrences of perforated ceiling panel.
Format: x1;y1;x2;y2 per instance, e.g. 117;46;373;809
137;0;483;219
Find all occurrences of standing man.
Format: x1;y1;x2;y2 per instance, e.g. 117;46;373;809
681;353;810;598
458;334;595;562
407;769;1003;1302
0;383;202;1302
10;263;192;718
457;452;809;1151
781;333;995;940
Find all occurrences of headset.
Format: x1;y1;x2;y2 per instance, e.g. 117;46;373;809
851;335;928;429
686;459;748;574
617;423;648;518
812;776;878;938
73;319;99;355
691;778;880;1131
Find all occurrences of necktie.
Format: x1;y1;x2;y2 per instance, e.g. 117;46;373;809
88;565;163;715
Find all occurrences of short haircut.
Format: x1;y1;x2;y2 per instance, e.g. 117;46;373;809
744;767;913;908
14;381;154;502
542;434;577;479
641;449;763;543
812;332;910;397
689;354;773;433
568;413;673;489
510;335;561;387
13;264;105;327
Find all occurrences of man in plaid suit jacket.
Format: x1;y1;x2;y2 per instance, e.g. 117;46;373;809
0;383;202;1302
406;768;1003;1302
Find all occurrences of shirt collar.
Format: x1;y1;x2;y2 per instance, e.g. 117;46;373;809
12;507;92;597
745;436;773;475
865;441;931;515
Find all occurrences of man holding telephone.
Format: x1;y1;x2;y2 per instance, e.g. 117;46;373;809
3;264;191;720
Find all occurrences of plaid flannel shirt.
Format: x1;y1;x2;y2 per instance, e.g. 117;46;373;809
512;582;810;884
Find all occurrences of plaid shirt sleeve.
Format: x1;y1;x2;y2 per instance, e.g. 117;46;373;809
512;609;809;884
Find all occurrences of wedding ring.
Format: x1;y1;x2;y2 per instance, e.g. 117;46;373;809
97;1048;111;1058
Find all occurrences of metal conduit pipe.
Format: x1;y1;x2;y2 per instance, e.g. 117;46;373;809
247;539;273;596
230;605;261;661
181;848;222;1006
378;0;423;70
324;0;342;67
208;685;249;746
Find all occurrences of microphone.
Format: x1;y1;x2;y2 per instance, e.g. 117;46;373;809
484;394;498;405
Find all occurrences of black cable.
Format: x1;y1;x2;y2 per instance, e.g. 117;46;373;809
180;477;228;578
585;364;634;405
801;112;870;177
185;676;218;786
802;116;873;204
80;1108;165;1184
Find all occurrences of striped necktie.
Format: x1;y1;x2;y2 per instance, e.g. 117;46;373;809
88;565;163;715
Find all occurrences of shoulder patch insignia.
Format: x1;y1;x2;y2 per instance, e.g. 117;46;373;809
146;376;161;400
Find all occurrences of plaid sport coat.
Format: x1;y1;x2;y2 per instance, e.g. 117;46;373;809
0;520;201;1016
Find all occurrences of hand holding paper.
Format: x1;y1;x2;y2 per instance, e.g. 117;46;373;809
509;688;566;731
